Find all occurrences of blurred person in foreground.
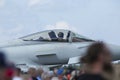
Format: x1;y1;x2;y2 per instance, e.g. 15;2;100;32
57;68;64;80
41;72;51;80
70;70;76;80
13;68;23;80
28;68;38;80
53;68;58;77
0;51;15;80
51;77;59;80
78;41;114;80
0;51;7;80
37;68;44;80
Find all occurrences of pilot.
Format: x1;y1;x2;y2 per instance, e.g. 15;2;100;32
48;31;58;41
58;32;64;42
66;31;71;42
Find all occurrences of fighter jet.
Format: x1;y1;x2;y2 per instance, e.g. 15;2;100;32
0;29;120;70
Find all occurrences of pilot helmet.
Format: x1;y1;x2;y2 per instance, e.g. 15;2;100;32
58;32;64;38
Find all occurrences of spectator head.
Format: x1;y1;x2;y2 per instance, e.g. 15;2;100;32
53;68;58;75
71;70;76;77
80;41;113;74
51;77;59;80
37;68;44;76
28;68;37;77
0;51;6;80
57;68;64;76
14;68;21;76
0;51;15;80
0;51;7;68
41;72;51;80
81;41;112;65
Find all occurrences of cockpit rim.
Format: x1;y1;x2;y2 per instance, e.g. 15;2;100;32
19;29;94;42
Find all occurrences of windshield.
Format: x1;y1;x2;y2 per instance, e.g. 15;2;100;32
72;33;94;42
20;30;71;42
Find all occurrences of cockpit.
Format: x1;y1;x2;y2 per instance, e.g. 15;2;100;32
20;29;94;42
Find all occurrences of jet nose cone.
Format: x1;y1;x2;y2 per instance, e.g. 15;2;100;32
0;39;23;48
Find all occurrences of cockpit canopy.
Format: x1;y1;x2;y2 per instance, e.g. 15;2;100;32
20;29;94;42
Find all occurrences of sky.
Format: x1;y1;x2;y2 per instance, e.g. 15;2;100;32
0;0;120;45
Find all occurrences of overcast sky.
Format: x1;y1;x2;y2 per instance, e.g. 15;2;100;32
0;0;120;45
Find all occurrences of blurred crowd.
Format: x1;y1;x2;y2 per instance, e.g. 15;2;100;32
0;41;118;80
27;65;82;80
0;55;84;80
